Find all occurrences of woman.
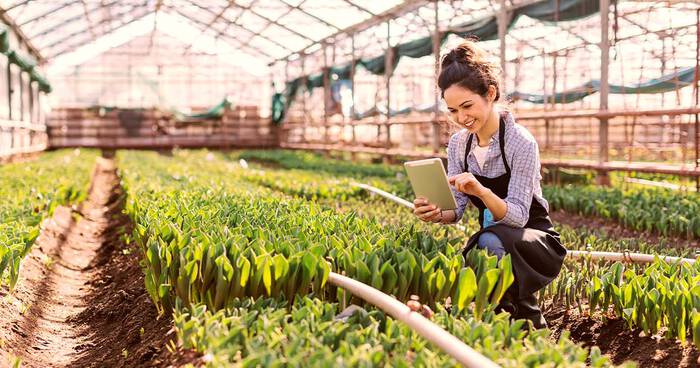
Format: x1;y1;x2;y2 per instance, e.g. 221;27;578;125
413;40;566;329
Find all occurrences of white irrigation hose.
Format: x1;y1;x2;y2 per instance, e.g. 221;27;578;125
567;250;695;265
240;171;496;365
353;183;697;265
351;182;416;209
351;182;467;234
328;272;500;368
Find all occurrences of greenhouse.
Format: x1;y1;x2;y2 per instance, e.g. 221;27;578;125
0;0;698;367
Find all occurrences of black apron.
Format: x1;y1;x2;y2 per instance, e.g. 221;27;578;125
460;117;567;300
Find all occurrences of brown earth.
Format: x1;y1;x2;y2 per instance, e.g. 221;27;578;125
550;210;700;249
546;307;699;368
0;151;42;165
0;156;203;367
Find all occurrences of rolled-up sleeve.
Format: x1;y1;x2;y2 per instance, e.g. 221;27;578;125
495;138;539;228
446;133;470;223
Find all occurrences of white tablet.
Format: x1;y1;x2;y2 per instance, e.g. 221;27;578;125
403;158;457;210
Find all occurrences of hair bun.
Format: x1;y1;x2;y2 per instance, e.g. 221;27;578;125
440;39;486;70
437;38;501;102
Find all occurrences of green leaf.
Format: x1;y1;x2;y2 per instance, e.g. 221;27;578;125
474;269;500;320
454;268;477;312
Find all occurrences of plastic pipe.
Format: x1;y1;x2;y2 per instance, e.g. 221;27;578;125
328;272;500;368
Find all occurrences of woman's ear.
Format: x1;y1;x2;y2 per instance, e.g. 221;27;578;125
487;85;497;103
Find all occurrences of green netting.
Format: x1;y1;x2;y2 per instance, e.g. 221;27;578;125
272;92;285;124
273;0;605;122
359;51;401;75
330;63;353;80
515;0;600;23
508;86;596;104
7;50;36;72
607;66;697;94
509;67;698;104
395;35;445;59
449;15;501;40
351;104;436;120
174;97;233;121
29;68;52;93
447;0;600;41
2;42;52;93
306;73;324;90
0;27;9;54
352;106;379;120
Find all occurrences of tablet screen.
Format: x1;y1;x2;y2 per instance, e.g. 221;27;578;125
403;158;457;210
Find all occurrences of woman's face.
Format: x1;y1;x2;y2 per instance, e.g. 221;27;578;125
443;84;494;133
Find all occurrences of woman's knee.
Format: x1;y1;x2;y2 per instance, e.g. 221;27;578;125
477;232;506;258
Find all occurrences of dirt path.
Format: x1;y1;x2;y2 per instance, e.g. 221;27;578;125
0;156;200;367
546;307;699;368
551;209;700;249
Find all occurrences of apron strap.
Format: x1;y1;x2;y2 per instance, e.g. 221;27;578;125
464;133;474;172
463;116;511;174
498;116;511;174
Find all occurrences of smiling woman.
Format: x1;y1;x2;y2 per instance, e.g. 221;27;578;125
412;39;567;330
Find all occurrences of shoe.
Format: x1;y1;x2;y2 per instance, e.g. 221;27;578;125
513;293;548;329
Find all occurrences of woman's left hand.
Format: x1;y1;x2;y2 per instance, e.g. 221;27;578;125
448;173;488;197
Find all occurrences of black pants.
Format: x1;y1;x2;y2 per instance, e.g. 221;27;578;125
496;288;547;329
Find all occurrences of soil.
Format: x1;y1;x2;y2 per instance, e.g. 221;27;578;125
0;151;42;165
550;210;700;249
546;307;700;368
0;157;203;367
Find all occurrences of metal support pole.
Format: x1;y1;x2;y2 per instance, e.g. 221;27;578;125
432;0;441;153
598;0;611;186
498;0;507;93
29;80;34;124
7;62;12;121
301;54;307;143
331;41;337;145
385;20;392;155
18;71;23;122
695;9;699;192
551;53;558;109
323;43;330;144
542;50;550;150
350;35;357;160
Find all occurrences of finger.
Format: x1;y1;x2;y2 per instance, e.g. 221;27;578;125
415;205;436;215
423;208;440;220
418;214;432;222
413;197;427;205
447;176;456;184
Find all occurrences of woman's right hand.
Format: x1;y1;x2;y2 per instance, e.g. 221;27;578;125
413;197;442;223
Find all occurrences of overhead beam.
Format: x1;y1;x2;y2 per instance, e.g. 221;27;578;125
167;6;277;59
237;0;302;48
274;0;431;63
508;21;695;62
100;0;113;35
18;0;81;27
29;0;121;40
210;0;254;48
47;7;151;59
41;2;146;52
147;0;164;54
277;0;342;31
80;0;99;41
5;0;35;13
233;0;316;42
340;0;375;16
182;1;294;53
183;0;237;53
0;6;44;62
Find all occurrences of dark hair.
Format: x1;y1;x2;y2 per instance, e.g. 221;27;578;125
438;39;501;101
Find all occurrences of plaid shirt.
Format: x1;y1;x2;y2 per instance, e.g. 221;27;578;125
446;110;549;228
